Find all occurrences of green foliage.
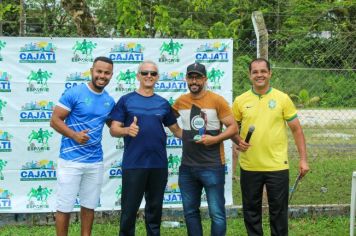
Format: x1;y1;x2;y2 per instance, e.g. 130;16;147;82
290;89;321;108
0;2;15;20
116;0;146;37
232;55;252;98
280;35;355;69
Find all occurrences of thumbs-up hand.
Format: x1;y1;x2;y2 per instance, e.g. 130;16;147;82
127;116;139;137
73;129;90;144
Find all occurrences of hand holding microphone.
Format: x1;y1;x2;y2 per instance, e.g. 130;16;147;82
245;125;255;143
236;125;254;152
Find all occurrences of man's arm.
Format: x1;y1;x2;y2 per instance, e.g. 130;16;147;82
50;106;89;144
168;123;182;139
196;114;237;146
230;121;251;152
109;117;139;138
287;118;310;177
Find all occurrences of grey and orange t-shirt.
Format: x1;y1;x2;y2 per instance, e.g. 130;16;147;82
172;91;232;167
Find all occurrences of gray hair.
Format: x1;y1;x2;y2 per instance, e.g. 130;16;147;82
137;60;159;73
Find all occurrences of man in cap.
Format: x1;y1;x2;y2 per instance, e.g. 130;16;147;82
172;62;237;236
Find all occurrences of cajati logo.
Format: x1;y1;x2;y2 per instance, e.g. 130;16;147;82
19;41;56;63
0;71;12;92
0;188;13;209
0;130;12;152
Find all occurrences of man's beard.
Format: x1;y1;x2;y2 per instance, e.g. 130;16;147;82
188;84;204;94
92;77;106;91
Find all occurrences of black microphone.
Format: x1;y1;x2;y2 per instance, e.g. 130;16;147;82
245;125;255;143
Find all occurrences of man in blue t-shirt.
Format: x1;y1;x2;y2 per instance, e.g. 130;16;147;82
110;60;182;236
50;57;115;236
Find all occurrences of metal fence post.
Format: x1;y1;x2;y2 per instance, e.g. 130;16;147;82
351;171;356;236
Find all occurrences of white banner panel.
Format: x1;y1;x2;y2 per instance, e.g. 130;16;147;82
0;37;233;213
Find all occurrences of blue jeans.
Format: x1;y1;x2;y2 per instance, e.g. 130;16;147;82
178;165;226;236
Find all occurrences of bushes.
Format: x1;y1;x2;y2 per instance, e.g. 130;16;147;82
232;58;356;108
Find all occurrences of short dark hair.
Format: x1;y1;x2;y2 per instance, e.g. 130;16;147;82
93;56;113;66
249;58;270;72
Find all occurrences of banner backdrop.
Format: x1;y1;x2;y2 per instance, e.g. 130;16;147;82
0;37;233;213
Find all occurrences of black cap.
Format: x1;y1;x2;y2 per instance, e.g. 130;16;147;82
186;62;206;77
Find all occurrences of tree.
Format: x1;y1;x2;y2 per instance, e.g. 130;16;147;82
61;0;96;36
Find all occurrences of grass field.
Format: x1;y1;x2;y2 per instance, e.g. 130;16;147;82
0;216;350;236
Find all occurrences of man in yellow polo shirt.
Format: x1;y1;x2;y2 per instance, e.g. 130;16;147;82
232;58;309;236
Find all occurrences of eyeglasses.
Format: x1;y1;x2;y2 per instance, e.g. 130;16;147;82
186;75;204;81
140;71;158;76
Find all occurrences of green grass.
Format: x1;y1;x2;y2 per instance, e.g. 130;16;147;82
232;156;356;205
0;216;350;236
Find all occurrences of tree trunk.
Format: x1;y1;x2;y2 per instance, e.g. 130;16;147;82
61;0;97;37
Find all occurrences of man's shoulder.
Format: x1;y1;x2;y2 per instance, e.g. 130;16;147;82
270;88;291;100
271;87;287;95
119;91;136;100
101;90;115;103
60;83;87;99
235;89;252;100
153;93;169;102
174;93;190;103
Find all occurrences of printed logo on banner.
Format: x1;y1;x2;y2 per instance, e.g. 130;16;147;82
19;41;56;63
158;39;183;64
72;39;97;63
74;196;101;208
168;96;176;106
108;159;122;179
166;133;182;149
20;160;56;181
201;189;207;203
0;40;6;61
115;69;137;92
114;185;122;206
0;188;13;209
27;128;53;152
65;70;91;90
207;67;224;90
0;98;7;121
26;69;52;93
0;71;12;92
115;138;124;149
163;183;182;204
109;42;144;63
0;159;7;180
27;185;53;209
168;154;181;176
195;42;229;63
155;71;187;92
19;100;54;122
0;130;12;152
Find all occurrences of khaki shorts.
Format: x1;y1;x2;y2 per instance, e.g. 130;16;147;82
56;159;103;212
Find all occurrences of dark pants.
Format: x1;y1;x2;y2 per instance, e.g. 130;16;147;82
240;168;289;236
179;165;226;236
119;168;168;236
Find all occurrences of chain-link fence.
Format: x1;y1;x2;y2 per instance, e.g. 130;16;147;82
233;34;356;205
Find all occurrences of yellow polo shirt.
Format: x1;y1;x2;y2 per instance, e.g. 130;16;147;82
232;88;297;171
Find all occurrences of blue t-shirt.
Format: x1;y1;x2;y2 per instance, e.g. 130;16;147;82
58;84;115;163
110;91;177;169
